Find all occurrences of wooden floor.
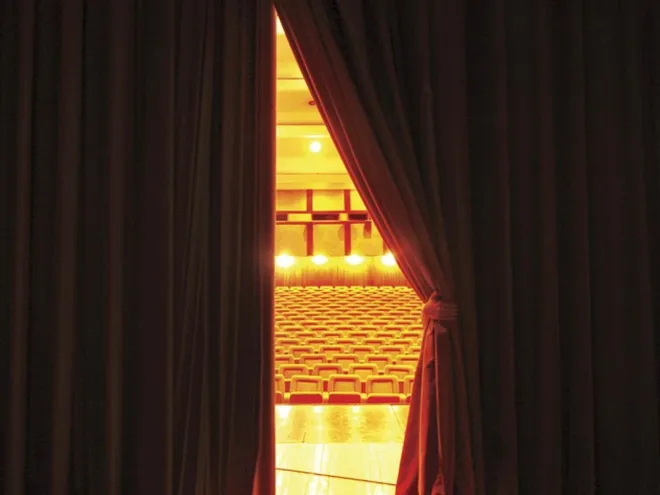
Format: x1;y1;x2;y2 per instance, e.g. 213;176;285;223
276;405;409;494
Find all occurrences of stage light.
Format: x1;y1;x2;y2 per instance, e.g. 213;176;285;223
381;252;397;266
275;17;284;35
309;140;322;153
345;254;364;265
312;254;328;265
275;254;295;268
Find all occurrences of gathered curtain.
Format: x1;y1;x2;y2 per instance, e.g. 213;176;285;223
275;0;660;494
0;0;275;494
275;2;482;493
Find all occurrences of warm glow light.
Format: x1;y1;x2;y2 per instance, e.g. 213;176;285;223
312;254;328;265
345;254;364;265
275;17;284;35
381;252;397;266
309;140;322;153
275;253;295;268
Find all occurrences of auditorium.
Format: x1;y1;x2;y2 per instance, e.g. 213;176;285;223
273;16;415;492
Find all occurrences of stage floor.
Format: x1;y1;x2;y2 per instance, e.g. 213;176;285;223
276;404;409;494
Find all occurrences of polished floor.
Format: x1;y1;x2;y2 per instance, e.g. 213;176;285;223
276;405;408;494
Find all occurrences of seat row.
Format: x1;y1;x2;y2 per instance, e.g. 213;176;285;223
275;373;415;404
276;352;420;372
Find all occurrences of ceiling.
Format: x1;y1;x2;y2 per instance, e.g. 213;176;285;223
276;17;353;190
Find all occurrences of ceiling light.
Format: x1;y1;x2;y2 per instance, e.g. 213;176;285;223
312;254;328;265
275;254;295;268
381;252;397;266
345;254;364;265
309;141;322;153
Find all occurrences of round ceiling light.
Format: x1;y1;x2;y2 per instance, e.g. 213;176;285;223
345;254;364;265
381;252;397;266
309;141;322;153
275;254;295;268
312;254;328;265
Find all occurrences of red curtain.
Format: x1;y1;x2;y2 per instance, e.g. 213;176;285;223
275;2;481;493
275;0;660;494
0;1;275;494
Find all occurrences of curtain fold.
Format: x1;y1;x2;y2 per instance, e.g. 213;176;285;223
274;2;481;494
0;0;275;493
275;0;660;494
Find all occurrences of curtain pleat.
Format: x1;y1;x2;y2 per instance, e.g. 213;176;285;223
275;0;660;493
0;1;275;494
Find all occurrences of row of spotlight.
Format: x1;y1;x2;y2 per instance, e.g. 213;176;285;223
275;252;397;268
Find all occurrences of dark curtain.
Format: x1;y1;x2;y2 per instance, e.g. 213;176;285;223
275;1;660;494
0;0;276;494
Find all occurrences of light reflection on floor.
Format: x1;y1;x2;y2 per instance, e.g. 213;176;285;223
276;405;408;495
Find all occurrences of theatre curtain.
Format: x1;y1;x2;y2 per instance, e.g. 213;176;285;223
275;1;660;494
0;0;275;494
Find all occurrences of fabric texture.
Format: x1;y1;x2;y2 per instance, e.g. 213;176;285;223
0;1;275;494
275;1;660;493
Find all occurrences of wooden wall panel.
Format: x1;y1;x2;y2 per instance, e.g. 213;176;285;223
275;256;408;287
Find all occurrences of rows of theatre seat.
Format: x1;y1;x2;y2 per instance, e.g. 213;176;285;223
275;285;422;404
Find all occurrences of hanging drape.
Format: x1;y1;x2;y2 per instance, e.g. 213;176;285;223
275;2;481;493
275;0;660;494
0;0;275;494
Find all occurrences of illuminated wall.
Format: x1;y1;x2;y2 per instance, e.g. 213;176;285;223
275;189;385;257
275;189;408;286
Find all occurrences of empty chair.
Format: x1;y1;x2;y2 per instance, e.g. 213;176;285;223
300;353;326;367
366;354;391;371
349;363;379;393
335;338;358;348
275;374;285;393
296;331;316;340
375;331;396;341
328;374;362;404
399;355;419;367
390;338;412;348
385;365;414;393
350;345;374;361
363;338;385;347
313;363;344;390
280;364;309;392
275;374;286;403
348;331;370;341
409;345;421;355
371;319;390;327
381;345;405;359
290;345;314;360
320;345;344;356
289;375;324;404
305;337;325;349
331;353;359;370
275;355;293;367
321;331;343;342
403;375;415;402
277;337;301;348
365;375;404;404
386;364;414;381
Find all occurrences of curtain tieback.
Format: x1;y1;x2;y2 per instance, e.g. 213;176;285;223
422;290;458;322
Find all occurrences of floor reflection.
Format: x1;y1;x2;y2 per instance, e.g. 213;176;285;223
276;404;409;443
276;405;408;495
